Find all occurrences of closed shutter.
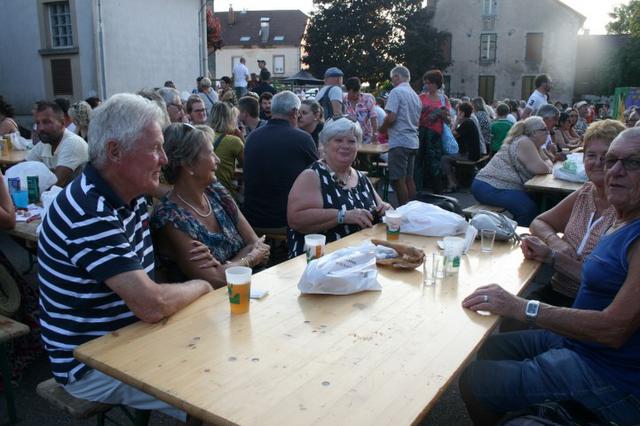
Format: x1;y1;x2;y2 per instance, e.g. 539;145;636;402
51;58;73;96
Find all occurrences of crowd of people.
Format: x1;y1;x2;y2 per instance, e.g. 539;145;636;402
0;61;639;425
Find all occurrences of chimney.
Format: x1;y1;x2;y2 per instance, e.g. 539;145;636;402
228;4;235;25
260;17;270;43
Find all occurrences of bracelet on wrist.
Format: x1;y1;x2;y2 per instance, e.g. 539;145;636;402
337;208;345;225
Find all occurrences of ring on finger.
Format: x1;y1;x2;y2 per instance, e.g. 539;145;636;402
483;295;489;303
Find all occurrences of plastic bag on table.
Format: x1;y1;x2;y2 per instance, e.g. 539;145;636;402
4;161;57;193
553;153;587;183
395;201;468;237
297;241;381;295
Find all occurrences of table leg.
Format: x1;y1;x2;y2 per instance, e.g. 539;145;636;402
0;342;18;424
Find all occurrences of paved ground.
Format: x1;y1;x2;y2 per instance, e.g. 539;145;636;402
1;188;477;425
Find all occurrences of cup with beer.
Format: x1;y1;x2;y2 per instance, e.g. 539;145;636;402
383;211;402;241
225;266;252;314
304;234;326;263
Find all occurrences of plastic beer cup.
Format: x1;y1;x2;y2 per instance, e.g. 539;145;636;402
384;211;402;241
304;234;326;263
225;266;252;314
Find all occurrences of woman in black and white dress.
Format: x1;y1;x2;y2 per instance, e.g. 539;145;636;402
287;117;391;257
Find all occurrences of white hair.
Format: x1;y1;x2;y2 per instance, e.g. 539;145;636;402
271;91;301;117
319;117;363;146
88;93;168;168
390;66;410;81
157;87;180;106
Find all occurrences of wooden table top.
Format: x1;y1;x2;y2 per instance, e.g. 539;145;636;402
357;143;390;155
0;150;27;166
75;225;539;425
524;174;583;195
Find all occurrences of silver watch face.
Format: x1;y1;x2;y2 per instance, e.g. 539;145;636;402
526;301;540;317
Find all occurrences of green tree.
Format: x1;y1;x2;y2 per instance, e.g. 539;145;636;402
605;0;640;89
302;0;448;87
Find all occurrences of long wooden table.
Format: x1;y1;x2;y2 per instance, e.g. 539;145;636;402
75;225;539;425
357;143;389;155
8;220;40;243
0;150;27;167
524;174;582;195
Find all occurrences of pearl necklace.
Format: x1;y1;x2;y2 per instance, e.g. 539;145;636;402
323;160;353;188
174;191;212;218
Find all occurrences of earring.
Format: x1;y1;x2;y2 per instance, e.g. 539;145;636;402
188;171;194;176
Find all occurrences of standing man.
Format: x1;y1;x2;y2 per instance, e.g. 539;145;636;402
27;101;88;186
574;101;589;136
259;92;273;121
237;96;266;138
243;91;318;232
380;66;421;206
315;67;345;120
38;93;212;423
195;77;218;113
254;70;277;97
522;74;552;119
257;59;269;75
232;57;250;99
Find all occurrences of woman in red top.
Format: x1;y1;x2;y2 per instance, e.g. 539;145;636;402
416;70;451;193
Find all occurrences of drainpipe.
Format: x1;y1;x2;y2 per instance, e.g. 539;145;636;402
92;0;107;98
200;0;209;77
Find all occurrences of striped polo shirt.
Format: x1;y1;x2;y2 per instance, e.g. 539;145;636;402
38;163;154;385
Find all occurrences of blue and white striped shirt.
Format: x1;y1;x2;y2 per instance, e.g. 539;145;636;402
38;163;154;384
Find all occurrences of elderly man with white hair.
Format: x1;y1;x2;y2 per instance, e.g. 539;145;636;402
243;90;318;232
380;65;422;206
37;93;212;423
157;87;185;123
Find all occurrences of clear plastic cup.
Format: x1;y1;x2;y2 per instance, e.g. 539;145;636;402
225;266;252;314
481;229;496;253
304;234;326;263
443;236;464;275
384;211;402;241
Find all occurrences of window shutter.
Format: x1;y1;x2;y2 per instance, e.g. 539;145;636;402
51;58;73;96
525;33;543;63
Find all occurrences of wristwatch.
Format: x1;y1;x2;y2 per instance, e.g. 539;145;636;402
525;300;540;327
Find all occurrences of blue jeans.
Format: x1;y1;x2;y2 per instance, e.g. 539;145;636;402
235;86;248;98
471;178;538;226
461;330;640;426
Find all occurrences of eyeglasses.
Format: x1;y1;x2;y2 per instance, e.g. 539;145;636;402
604;156;640;171
182;122;196;131
169;103;184;111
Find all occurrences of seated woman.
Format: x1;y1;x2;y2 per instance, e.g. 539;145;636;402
287;117;391;257
471;116;553;226
209;102;244;199
298;99;324;148
441;101;481;193
521;119;625;306
554;111;581;150
151;123;269;288
0;96;19;136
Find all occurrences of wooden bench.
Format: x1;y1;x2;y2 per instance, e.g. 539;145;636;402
462;203;506;218
1;315;30;423
36;378;113;422
454;155;491;187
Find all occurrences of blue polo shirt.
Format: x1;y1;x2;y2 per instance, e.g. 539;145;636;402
38;163;154;384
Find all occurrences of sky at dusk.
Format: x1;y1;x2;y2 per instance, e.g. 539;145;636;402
216;0;629;35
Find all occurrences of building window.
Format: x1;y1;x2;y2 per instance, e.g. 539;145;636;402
525;33;543;63
478;76;495;103
231;56;241;74
479;34;497;63
521;76;536;99
48;2;73;48
441;33;452;65
273;55;285;75
51;58;73;95
482;0;496;16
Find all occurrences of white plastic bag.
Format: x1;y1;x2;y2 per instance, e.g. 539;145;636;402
4;161;57;193
553;153;587;183
395;201;468;237
6;132;33;151
297;242;381;295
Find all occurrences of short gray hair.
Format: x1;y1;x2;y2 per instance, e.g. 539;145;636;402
536;104;560;119
157;87;180;106
162;123;212;184
390;66;410;81
88;93;168;168
271;90;301;117
319;117;363;146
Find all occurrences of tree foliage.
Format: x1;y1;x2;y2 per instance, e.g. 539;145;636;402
605;0;640;89
302;0;450;87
